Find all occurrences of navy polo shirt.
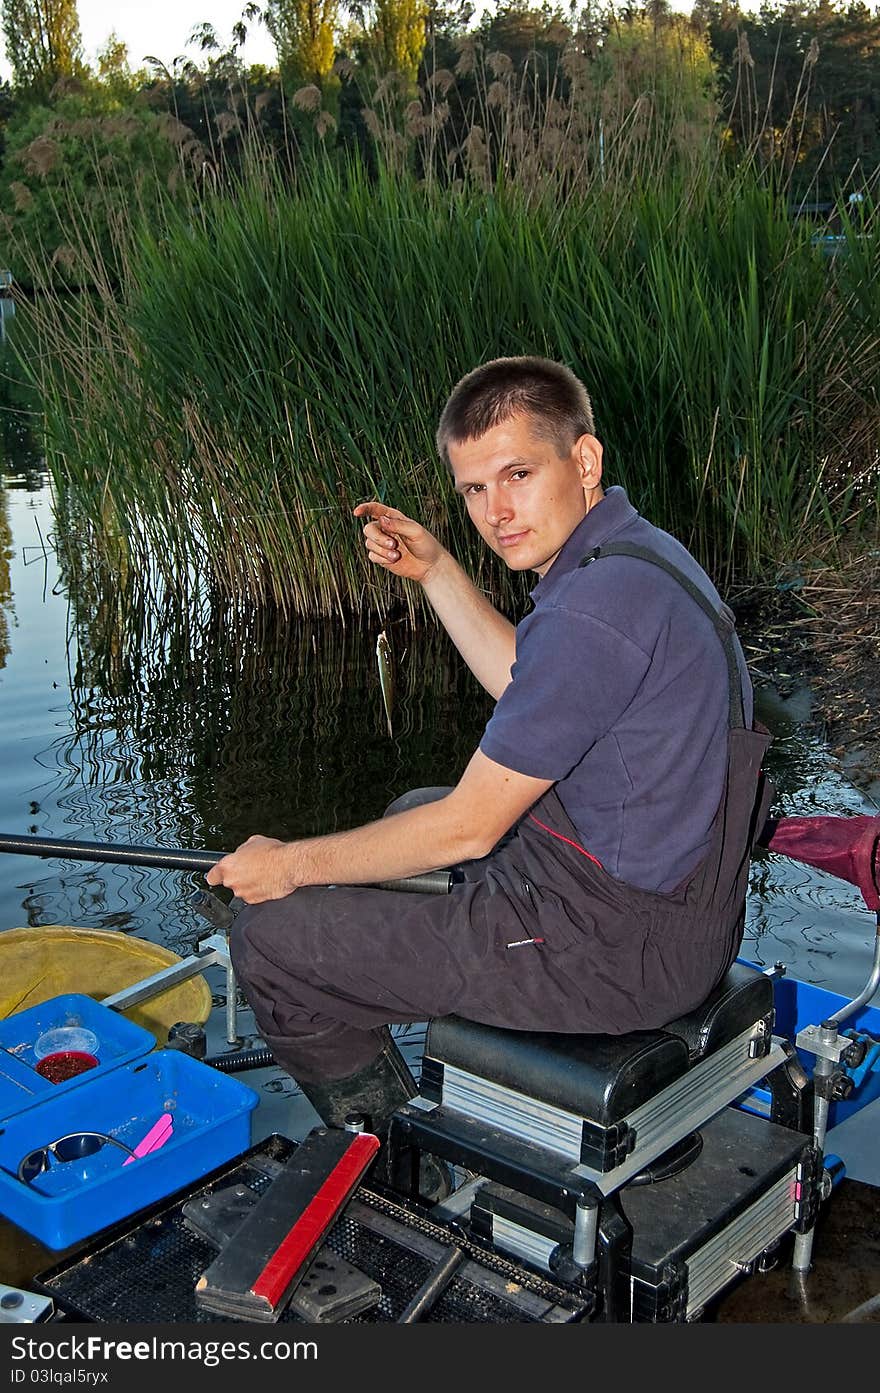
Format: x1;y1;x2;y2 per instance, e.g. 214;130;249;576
480;486;753;892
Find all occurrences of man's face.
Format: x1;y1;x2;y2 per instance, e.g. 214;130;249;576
448;413;604;576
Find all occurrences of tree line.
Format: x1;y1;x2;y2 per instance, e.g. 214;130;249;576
1;0;879;203
2;3;877;612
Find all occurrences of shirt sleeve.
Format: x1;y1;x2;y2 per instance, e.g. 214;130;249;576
479;602;653;780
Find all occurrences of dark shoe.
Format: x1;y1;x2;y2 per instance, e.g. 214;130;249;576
294;1031;453;1203
295;1027;416;1137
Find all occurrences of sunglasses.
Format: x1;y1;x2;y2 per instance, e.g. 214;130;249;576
17;1132;134;1185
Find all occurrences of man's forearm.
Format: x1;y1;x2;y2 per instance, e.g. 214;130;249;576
284;801;489;894
207;749;554;904
421;552;516;699
295;802;486;884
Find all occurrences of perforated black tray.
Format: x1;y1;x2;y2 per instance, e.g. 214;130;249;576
34;1135;589;1324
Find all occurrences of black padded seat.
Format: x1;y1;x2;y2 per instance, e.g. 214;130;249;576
662;961;773;1060
423;963;772;1128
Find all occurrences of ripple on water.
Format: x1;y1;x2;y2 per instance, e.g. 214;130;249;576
0;486;877;1010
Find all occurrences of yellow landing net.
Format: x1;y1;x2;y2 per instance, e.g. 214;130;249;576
0;926;212;1042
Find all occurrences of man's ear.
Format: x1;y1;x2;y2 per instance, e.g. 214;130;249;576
575;434;603;490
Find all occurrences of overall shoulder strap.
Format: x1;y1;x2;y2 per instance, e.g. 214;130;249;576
579;542;746;730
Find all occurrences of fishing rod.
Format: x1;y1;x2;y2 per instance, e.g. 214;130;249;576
0;833;452;895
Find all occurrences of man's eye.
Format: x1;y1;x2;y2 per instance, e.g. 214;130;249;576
510;470;529;480
466;484;484;496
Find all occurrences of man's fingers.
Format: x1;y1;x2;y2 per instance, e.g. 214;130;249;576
354;502;422;539
365;535;396;556
364;521;402;556
353;501;407;521
378;513;421;538
366;542;401;568
205;838;264;889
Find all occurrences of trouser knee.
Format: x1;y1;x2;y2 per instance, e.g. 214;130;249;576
228;900;300;1002
228;902;262;983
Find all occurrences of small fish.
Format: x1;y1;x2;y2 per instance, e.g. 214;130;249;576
376;629;394;738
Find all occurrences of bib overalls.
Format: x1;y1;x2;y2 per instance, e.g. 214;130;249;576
231;546;773;1086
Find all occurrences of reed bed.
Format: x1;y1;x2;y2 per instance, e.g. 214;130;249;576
53;539;491;845
781;549;880;761
7;69;880;619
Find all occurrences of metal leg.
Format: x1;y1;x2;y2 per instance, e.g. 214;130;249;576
791;1040;835;1274
793;915;880;1274
792;1230;815;1273
226;953;240;1045
573;1199;599;1270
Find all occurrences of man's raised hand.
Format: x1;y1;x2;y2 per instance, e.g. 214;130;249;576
354;502;445;584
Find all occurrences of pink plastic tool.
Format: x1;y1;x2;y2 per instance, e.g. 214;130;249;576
123;1113;174;1165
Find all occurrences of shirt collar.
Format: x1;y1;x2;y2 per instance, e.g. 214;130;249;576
530;486;639;603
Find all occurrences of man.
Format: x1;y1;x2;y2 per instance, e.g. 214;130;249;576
207;356;770;1141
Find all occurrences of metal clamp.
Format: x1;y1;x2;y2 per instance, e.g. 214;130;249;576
795;1022;853;1065
100;933;239;1045
0;1284;54;1323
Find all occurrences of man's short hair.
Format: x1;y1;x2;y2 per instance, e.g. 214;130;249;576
436;356;595;465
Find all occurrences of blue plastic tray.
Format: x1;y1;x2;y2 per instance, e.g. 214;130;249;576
0;1049;259;1249
0;995;155;1123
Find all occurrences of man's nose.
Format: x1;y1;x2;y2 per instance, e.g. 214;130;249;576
484;488;511;526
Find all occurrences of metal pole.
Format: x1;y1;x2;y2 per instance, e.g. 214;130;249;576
573;1200;599;1270
825;919;880;1030
226;956;239;1046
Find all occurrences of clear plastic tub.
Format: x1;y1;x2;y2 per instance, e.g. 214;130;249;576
0;995;155;1123
34;1027;99;1061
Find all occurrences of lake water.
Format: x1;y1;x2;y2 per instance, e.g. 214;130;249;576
1;474;878;1014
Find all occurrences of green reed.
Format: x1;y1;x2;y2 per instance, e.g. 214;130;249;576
11;139;880;618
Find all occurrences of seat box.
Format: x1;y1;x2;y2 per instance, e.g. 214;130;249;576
0;994;155;1120
619;1106;815;1320
469;1108;815;1323
0;1048;259;1250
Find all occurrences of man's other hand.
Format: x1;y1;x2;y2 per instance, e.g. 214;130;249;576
205;835;294;904
354;502;445;584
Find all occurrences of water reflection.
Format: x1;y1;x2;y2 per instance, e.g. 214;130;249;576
0;482;877;1002
0;343;43;484
55;546;491;849
745;687;878;995
0;489;12;671
0;488;489;942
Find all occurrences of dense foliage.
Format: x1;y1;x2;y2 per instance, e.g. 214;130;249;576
2;1;880;198
0;0;878;618
9;151;878;617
